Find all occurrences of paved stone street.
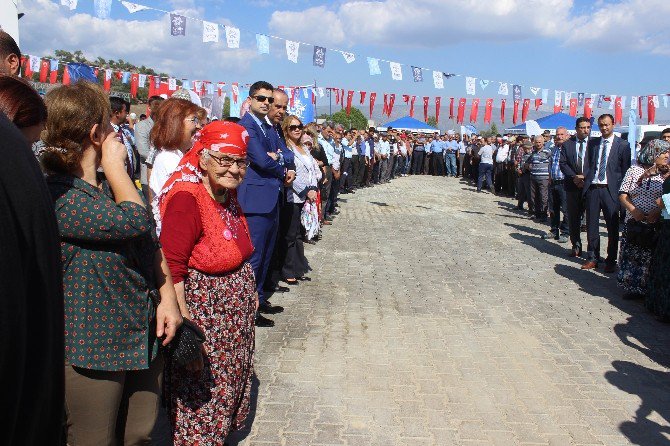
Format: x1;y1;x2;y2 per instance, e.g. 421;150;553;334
227;175;670;446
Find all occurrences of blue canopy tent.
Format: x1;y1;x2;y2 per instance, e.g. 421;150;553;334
380;116;438;134
505;112;577;135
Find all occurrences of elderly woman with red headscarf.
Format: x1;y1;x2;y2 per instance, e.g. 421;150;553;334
157;121;256;445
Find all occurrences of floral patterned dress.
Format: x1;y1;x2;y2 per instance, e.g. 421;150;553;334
617;166;664;295
647;177;670;319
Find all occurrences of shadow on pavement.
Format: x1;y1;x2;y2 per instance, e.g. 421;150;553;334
226;374;260;445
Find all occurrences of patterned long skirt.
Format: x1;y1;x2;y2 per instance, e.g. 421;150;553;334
647;221;670;319
617;222;654;295
169;262;256;445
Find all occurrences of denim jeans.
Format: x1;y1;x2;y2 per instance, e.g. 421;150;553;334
477;163;493;191
445;153;457;176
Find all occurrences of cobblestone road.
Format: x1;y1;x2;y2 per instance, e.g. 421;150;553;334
225;175;670;446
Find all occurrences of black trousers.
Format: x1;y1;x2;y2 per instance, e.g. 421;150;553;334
351;155;361;188
356;156;367;186
566;187;585;249
279;202;308;280
412;151;425;175
341;157;353;191
494;163;506;193
585;186;620;263
432;153;445;176
549;181;569;236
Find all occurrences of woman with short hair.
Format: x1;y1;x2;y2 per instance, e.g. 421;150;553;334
43;81;182;445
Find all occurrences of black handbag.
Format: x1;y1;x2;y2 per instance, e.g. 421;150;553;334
167;318;206;366
625;219;658;249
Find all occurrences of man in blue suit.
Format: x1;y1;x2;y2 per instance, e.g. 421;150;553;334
581;114;631;272
238;81;295;327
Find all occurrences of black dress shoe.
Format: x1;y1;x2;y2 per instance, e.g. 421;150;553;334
264;285;290;293
569;246;582;257
297;276;311;281
255;312;275;327
259;302;284;314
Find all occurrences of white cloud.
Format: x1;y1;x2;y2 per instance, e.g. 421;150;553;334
18;0;259;79
267;0;670;56
269;6;346;45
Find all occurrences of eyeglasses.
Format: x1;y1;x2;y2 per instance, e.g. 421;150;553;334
251;95;275;104
208;154;250;169
288;124;304;131
185;116;200;125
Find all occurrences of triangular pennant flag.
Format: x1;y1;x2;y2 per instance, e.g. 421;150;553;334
203;21;219;43
61;0;77;10
469;98;480;123
609;94;616;110
130;73;139;98
484;98;493;124
652;95;660;108
479;79;490;90
121;1;149;13
170;14;186;36
663;95;669;108
389;62;402;81
313;46;326;68
577;92;585;107
103;69;112;92
317;87;324;98
138;73;146;88
465;77;476;95
29;55;41;74
49;59;59;84
423;96;429;122
513;85;522;101
542;89;549;104
359;91;367;105
443;73;456;79
412;66;423;82
367;57;381;75
94;0;112;18
286;40;299;63
341;52;355;63
369;92;376;119
554;90;562;113
256;34;270;54
529;87;540;96
387;94;396;117
498;82;509;96
435;97;441;125
62;65;70;85
225;26;240;48
39;59;49;83
433;71;444;89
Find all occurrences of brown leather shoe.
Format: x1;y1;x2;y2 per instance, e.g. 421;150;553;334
581;260;598;270
603;264;616;273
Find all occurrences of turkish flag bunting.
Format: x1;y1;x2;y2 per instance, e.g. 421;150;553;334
501;99;506;124
217;82;225;97
103;70;112;92
638;96;643;119
648;96;656;124
115;71;123;80
231;82;239;103
383;94;389;116
130;73;139;98
535;99;542;111
435;97;441;125
456;98;466;124
423;96;429;122
469;98;480;123
484;98;493;124
49;69;58;84
449;97;455;119
346;90;354;116
39;60;49;83
569;98;578;117
369;92;377;119
409;96;416;118
94;68;99;77
62;66;70;85
522;99;531;122
615;97;623;124
334;88;340;105
22;56;32;78
360;91;366;104
388;94;396;117
584;98;593;119
290;88;296;108
513;100;520;125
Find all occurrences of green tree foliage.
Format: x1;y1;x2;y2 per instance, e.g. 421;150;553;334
426;116;438;127
329;107;368;130
479;123;500;138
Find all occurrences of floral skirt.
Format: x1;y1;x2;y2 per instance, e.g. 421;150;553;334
169;262;256;446
617;222;654;295
647;221;670;318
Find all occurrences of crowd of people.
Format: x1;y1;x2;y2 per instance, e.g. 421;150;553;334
3;27;670;446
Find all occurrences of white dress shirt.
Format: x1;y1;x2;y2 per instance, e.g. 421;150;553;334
592;135;614;185
149;149;184;198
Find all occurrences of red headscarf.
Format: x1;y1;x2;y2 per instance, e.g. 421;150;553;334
153;120;249;234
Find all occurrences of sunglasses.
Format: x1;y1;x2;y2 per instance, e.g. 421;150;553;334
208;154;250;169
252;95;275;104
288;124;304;131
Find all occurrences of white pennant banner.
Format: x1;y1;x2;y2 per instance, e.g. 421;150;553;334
529;87;540;96
121;1;149;13
168;78;177;91
61;0;78;10
432;71;444;89
138;73;146;87
498;82;509;96
286;40;299;63
630;96;638;110
203;21;219;43
225;26;240;48
465;77;476;95
389;62;402;81
341;52;355;64
609;95;616;109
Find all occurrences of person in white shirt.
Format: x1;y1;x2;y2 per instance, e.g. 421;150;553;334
494;137;510;194
477;136;495;193
148;98;204;203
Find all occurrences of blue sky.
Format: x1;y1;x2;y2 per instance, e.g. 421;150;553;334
17;0;670;124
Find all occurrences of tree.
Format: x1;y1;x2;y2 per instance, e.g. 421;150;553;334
329;107;367;130
479;123;500;138
426;116;438;128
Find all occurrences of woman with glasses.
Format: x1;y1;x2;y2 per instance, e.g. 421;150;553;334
157;121;256;445
278;115;322;283
148;97;205;206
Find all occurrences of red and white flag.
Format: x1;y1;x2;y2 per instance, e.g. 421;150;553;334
484;98;493;124
369;92;377;119
456;98;466;124
522;99;530;122
435;97;441;125
469;98;480;123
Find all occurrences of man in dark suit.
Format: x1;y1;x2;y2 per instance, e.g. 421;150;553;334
581;114;631;272
238;81;295;327
560;117;592;257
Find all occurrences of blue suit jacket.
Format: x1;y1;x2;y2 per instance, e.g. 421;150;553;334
238;113;286;214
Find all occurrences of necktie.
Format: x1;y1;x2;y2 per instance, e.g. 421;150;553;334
597;139;608;182
577;140;584;175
